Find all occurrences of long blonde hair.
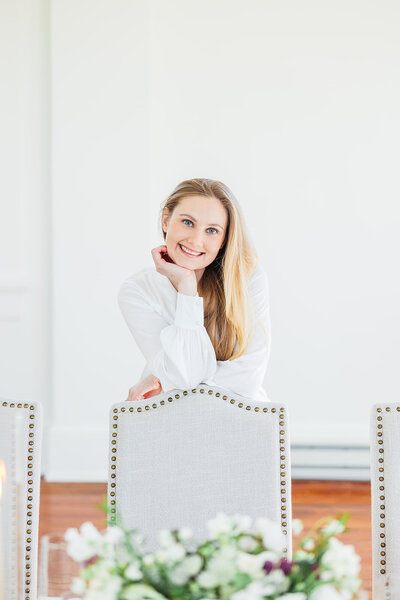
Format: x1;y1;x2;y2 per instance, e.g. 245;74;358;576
160;178;260;361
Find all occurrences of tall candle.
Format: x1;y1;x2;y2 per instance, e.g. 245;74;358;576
0;460;6;600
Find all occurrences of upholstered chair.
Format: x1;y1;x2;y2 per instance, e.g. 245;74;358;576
370;402;400;598
0;399;42;600
108;384;291;555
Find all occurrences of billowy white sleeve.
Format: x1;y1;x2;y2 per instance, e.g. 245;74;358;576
202;267;271;399
118;280;217;392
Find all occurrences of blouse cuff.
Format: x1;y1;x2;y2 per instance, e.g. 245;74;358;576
174;292;204;328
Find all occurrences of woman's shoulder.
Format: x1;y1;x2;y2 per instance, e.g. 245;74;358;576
118;267;174;311
248;263;269;295
118;267;160;301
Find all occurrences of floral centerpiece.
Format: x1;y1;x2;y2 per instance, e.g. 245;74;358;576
65;512;366;600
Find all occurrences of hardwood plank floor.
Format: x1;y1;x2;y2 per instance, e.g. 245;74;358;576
38;479;372;598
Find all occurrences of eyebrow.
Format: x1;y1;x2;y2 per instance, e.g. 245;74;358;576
179;214;225;230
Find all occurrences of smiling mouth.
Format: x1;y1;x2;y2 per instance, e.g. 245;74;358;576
179;243;204;257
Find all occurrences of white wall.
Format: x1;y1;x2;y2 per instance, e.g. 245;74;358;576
2;0;400;480
0;0;51;466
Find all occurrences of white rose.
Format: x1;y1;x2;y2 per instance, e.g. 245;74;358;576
120;583;168;600
302;538;315;551
65;526;99;562
236;552;266;579
125;560;142;581
197;570;218;589
232;514;252;533
238;535;258;552
321;538;360;579
309;584;344;600
158;529;175;548
104;525;125;545
177;527;193;542
292;519;304;536
71;577;86;595
231;580;268;600
169;554;202;586
321;520;345;536
206;513;234;538
253;518;285;554
262;570;289;595
294;549;315;562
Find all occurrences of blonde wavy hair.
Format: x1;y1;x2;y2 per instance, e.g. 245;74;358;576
160;178;259;361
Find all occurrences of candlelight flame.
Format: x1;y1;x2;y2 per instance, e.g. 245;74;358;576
0;460;6;501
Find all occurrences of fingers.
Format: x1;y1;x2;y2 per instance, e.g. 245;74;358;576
126;387;144;402
125;375;161;402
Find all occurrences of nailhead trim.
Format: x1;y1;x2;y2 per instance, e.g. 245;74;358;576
1;401;38;599
109;389;289;549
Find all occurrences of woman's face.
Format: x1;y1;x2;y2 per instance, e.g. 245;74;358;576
162;195;228;277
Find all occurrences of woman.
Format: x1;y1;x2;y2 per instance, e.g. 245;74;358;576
118;178;271;403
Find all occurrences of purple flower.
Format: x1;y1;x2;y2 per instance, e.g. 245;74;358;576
280;558;292;575
263;560;274;574
312;563;320;572
83;555;99;567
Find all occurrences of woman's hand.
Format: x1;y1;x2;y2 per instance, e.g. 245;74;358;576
151;245;198;296
126;374;163;402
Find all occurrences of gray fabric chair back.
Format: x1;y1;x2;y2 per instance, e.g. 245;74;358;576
108;385;291;555
371;402;400;599
0;399;42;600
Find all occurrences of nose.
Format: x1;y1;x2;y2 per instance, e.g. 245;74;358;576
186;231;204;250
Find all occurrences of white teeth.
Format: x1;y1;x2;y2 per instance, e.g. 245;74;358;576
180;244;203;256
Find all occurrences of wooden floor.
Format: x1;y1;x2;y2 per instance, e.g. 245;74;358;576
39;479;372;598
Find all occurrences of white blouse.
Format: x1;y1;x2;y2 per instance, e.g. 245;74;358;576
118;265;271;403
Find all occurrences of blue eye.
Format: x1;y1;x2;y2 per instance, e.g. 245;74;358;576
183;219;193;226
207;228;218;234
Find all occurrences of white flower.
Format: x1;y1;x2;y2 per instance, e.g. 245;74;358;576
206;512;234;538
309;584;344;600
169;554;202;585
143;553;155;565
85;560;122;600
321;520;345;536
71;576;86;595
238;535;258;552
120;583;168;599
321;538;360;579
231;580;269;600
294;549;315;562
65;522;102;562
292;519;304;536
177;527;193;542
302;538;315;551
125;560;142;581
236;550;278;579
253;518;285;554
278;594;307;600
236;552;266;579
155;542;186;564
104;525;125;545
158;529;175;548
262;569;289;595
198;545;237;588
232;514;252;534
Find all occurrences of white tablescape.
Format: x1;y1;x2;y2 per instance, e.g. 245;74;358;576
64;512;367;600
